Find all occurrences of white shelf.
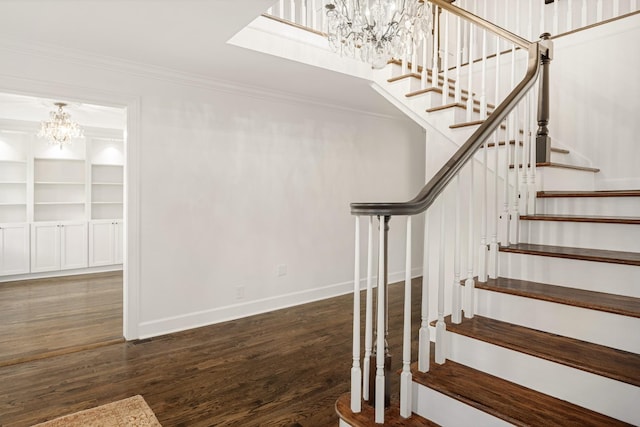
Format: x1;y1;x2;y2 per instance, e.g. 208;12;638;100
35;202;85;205
0;181;27;185
92;202;123;205
0;202;26;206
0;159;27;164
34;157;84;162
92;182;123;186
35;181;85;185
92;163;123;167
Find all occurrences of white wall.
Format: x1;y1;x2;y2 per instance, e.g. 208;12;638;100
0;42;425;338
550;14;640;189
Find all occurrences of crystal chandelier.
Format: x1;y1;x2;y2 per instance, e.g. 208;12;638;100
325;0;431;69
38;102;84;148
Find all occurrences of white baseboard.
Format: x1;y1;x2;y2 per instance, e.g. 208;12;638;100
137;267;424;339
0;265;123;283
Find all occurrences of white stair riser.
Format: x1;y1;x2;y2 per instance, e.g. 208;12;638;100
475;288;640;353
447;332;640;425
499;251;640;297
536;167;596;191
413;382;513;427
537;196;640;216
520;220;640;252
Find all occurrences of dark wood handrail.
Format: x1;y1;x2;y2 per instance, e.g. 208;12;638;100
350;0;542;216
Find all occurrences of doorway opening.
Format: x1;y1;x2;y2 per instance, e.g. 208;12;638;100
0;92;128;365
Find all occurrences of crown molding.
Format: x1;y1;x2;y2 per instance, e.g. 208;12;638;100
0;38;409;122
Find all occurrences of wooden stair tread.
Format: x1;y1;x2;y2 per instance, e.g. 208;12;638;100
335;393;439;427
450;120;523;133
537;190;640;198
443;314;640;387
500;243;640;266
412;344;629;426
426;102;490;115
520;214;640;224
483;140;568;154
474;276;640;318
510;162;600;172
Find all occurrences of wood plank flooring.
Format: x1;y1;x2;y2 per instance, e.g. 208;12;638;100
0;272;123;367
0;278;424;427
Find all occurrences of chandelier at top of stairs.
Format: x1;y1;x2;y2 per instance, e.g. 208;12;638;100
38;102;84;149
325;0;431;69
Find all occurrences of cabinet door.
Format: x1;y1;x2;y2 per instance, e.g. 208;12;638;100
0;223;29;276
89;220;114;267
31;223;60;273
60;222;88;270
114;221;124;264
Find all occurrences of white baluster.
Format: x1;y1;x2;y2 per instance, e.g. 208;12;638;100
351;216;362;413
510;107;520;245
311;0;317;31
465;15;475;121
596;0;603;22
432;5;440;89
567;0;573;32
521;96;530;215
540;0;546;34
400;216;412;418
418;211;430;372
465;162;475;318
528;89;537;215
267;6;273;15
375;216;385;423
290;0;296;22
452;174;462;323
500;119;510;246
553;0;559;36
436;201;447;364
279;0;285;19
478;136;488;282
421;35;429;90
528;0;534;41
411;38;418;75
632;1;638;11
362;216;374;402
494;35;501;106
301;0;307;27
480;2;488;118
489;129;499;279
454;14;462;103
613;0;620;17
442;11;450;105
582;0;588;27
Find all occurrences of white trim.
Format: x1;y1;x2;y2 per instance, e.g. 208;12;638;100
0;38;406;123
137;267;423;339
0;265;122;283
0;74;141;340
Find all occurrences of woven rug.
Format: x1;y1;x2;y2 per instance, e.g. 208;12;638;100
33;395;161;427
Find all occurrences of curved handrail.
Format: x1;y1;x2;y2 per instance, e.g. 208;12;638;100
351;1;542;216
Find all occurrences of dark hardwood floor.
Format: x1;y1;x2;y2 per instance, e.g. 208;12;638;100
0;272;123;367
0;278;423;426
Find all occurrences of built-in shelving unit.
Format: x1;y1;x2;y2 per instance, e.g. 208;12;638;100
0;120;125;278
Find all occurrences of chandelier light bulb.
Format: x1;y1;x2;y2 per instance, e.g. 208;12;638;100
38;102;84;149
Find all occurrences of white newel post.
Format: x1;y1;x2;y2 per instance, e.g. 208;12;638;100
351;216;362;413
363;217;374;401
375;216;386;423
400;216;412;418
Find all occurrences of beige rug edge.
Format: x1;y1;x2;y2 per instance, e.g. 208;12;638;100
32;395;162;427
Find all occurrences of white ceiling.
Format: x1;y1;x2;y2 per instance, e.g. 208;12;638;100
0;0;403;122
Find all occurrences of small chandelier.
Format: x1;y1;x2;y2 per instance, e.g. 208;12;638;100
38;102;84;148
325;0;431;69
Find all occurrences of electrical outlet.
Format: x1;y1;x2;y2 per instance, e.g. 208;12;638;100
236;285;245;300
277;264;287;277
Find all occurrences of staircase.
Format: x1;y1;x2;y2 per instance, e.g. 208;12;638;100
246;1;640;424
334;3;640;426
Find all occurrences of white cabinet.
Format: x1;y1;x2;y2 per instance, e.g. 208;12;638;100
89;220;123;267
0;223;29;276
31;222;88;273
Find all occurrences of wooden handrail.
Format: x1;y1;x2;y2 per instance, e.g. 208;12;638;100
350;2;543;216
